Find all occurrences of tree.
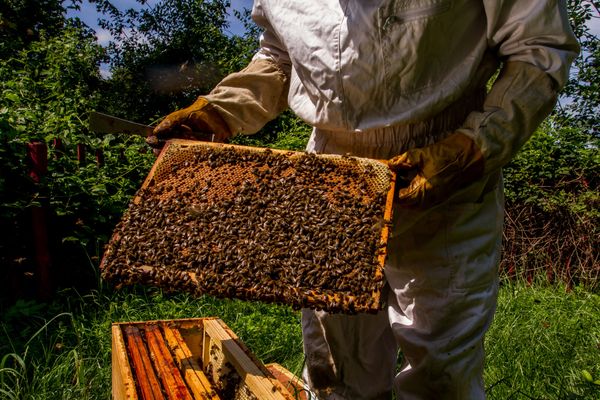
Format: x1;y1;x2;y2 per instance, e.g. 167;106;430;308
561;0;600;135
0;0;67;57
94;0;258;123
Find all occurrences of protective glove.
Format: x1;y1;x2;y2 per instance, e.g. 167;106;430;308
388;132;484;209
389;61;561;209
147;97;231;149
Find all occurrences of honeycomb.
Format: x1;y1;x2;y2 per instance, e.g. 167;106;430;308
101;139;395;313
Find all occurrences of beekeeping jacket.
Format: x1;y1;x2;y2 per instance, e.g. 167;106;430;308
203;0;579;398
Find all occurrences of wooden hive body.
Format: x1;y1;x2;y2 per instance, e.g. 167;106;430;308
112;318;306;399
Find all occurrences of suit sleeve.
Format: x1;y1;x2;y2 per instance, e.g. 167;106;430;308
457;0;580;175
202;0;291;135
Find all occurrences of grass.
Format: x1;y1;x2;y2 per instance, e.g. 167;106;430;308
484;283;600;399
0;281;598;399
0;286;304;400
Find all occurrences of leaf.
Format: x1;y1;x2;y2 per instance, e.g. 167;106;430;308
582;369;593;382
4;92;19;102
91;184;108;195
62;236;81;243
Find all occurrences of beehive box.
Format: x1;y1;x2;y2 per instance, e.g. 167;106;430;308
101;140;395;313
264;364;312;400
112;318;304;399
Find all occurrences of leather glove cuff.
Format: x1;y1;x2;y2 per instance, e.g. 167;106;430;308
458;61;559;175
151;97;231;146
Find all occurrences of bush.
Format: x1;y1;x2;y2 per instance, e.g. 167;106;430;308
502;120;599;290
0;28;155;296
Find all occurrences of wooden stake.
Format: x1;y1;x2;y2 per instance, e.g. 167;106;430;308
95;148;105;167
52;138;64;159
77;143;86;166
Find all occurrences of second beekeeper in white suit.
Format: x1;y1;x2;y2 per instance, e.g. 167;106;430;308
150;1;579;398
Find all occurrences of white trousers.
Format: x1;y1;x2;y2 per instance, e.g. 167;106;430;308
301;93;504;400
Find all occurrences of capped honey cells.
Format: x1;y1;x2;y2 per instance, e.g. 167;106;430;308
100;140;395;314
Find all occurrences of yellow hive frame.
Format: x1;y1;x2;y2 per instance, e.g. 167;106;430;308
102;139;396;313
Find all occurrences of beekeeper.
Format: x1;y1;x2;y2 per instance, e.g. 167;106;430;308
150;1;579;398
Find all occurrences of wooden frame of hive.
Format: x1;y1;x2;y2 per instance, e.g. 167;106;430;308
112;317;302;399
101;139;396;313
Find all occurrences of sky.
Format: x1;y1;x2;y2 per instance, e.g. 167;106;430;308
66;0;254;46
65;0;253;77
589;16;600;37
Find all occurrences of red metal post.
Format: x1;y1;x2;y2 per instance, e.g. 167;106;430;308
52;138;64;159
95;148;105;167
77;143;86;166
27;141;52;300
28;141;48;182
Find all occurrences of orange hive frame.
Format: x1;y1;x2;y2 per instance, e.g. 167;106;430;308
101;139;396;314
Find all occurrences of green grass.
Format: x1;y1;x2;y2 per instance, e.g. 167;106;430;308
485;283;600;399
0;287;304;400
1;282;598;399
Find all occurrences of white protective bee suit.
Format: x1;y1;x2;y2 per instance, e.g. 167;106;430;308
196;0;579;398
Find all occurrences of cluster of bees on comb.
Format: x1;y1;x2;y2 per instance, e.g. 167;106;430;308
101;143;393;313
206;345;258;400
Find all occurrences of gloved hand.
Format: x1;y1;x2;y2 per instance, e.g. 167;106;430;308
388;132;484;209
388;61;563;209
147;97;231;149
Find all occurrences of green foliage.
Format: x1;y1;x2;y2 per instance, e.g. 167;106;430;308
47;135;154;240
502;120;599;289
96;0;259;123
0;26;103;222
0;25;155;289
0;28;103;142
504;119;599;217
562;0;600;134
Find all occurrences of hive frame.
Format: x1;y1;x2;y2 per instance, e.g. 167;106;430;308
102;139;396;313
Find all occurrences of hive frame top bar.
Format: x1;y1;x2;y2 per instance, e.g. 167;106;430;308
145;138;392;187
112;317;297;400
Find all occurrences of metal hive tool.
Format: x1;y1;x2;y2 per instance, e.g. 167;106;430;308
101;139;396;314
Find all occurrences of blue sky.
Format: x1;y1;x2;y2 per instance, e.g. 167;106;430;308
66;0;254;45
